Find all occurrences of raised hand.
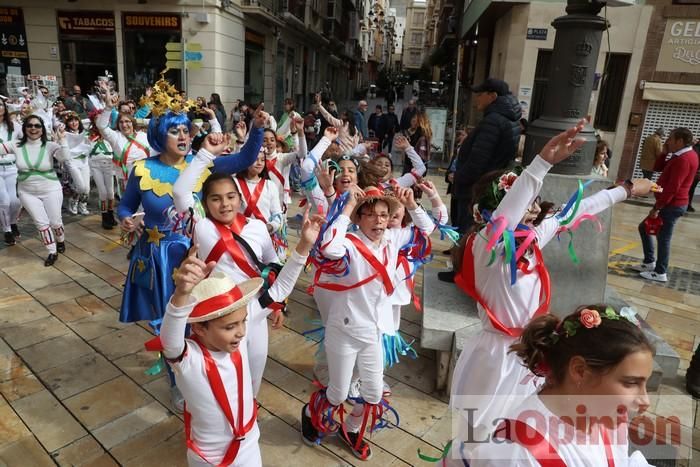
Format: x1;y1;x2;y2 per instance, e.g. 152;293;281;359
174;245;216;296
417;180;437;198
323;126;338;141
298;208;326;254
316;160;335;194
394;135;410;151
314;93;322;104
203;107;216;120
55;127;66;143
395;186;418;210
235;121;247;141
201;132;230;156
252;103;269;129
539;118;587;165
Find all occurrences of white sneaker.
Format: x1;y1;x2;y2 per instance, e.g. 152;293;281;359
170;385;185;414
68;199;78;215
640;271;668;283
78;202;89;215
631;261;655;272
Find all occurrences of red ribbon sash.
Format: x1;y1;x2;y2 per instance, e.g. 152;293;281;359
454;234;551;337
238;178;267;222
205;214;260;280
186;336;257;467
265;159;285;187
190;287;244;320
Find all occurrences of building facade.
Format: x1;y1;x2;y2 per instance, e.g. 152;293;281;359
0;0;365;119
402;0;427;71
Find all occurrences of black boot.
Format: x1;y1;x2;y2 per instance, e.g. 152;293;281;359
107;210;118;227
56;242;66;254
437;270;455;283
4;231;15;246
686;346;700;398
101;212;114;230
10;224;20;238
44;253;58;267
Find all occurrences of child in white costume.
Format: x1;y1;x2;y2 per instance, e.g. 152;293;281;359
262;119;306;208
468;305;654;467
0;115;70;266
87;133;116;230
63;112;91;215
173;136;324;395
447;122;655;461
302;185;438;460
159;249;263;467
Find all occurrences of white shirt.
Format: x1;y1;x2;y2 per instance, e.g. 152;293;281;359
1;139;69;190
160;298;258;466
266;134;307;206
313;207;435;341
96;110;150;174
234;177;283;233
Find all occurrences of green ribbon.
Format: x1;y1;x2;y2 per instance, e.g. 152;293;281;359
565;230;580;265
417;440;452;463
145;353;165;376
19;144;57;181
559;180;584;226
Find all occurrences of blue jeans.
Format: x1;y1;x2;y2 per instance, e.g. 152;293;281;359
638;205;686;275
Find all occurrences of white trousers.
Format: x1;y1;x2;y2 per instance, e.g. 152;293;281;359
66;158;90;196
18;183;64;254
325;326;383;432
0;166;20;232
186;423;261;467
90;158;115;204
246;308;269;397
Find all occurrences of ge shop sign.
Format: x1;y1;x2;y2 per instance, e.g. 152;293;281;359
527;28;548;41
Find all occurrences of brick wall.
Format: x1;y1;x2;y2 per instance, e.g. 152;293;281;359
617;2;700;179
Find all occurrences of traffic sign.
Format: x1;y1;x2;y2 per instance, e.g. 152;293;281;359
184;51;203;62
165;51;181;61
165;60;182;69
165;42;182;51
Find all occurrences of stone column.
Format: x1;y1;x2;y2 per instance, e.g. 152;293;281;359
523;0;608;175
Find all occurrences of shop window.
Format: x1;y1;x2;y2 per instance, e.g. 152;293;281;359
245;41;265;105
528;49;552;122
594;53;631;132
122;13;181;101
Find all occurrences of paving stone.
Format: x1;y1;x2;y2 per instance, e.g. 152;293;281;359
0;316;71;350
0;299;50;326
90;325;154;361
68;308;127;341
51;435;108;467
112;350;166;386
32;282;89;307
142;375;182;418
18;333;94;373
1;262;73;292
38;353;121;400
49;294;115;323
74;273;121;299
0;402;32;447
119;427;187;467
0;435;56;467
64;376;154;430
0;368;45;402
93;401;170;449
11;390;86;452
109;415;182;465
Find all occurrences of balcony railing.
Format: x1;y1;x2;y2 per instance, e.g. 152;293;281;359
242;0;281;15
285;0;306;21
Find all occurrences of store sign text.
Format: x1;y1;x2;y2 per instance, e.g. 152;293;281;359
123;13;180;30
657;19;700;73
57;11;115;34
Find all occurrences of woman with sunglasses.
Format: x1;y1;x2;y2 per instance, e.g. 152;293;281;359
0;116;70;265
0;99;21;244
445;120;655;461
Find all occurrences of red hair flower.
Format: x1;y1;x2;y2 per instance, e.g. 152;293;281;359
497;172;518;192
579;309;602;329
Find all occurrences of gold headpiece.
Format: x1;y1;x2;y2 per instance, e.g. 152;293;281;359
139;78;197;118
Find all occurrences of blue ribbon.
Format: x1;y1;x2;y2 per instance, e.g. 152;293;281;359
383;333;418;368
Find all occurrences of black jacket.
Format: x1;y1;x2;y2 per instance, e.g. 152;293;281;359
454;94;522;199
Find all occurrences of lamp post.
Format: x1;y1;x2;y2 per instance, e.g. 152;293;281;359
523;0;609;175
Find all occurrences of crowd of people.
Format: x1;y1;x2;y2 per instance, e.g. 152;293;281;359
0;72;696;467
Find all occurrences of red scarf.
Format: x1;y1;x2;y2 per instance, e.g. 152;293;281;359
238;178;267;222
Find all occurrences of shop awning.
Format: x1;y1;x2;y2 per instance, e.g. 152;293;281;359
642;82;700;104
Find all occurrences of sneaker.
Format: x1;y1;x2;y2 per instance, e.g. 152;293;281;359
640;271;668;283
10;224;20;238
301;404;320;446
68;199;78;215
56;242;66;254
631;262;655;273
4;231;15;246
437;270;455;283
339;429;373;460
170;386;185;414
78;202;89;215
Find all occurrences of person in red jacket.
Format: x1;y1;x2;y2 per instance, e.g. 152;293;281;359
634;127;698;283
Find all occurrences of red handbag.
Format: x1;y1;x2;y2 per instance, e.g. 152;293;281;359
644;216;663;235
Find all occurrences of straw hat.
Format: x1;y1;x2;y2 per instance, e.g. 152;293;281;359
350;186;401;224
187;272;263;323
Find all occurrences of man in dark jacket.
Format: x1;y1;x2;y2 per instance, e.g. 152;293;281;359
438;78;522;282
381;104;400;153
400;98;418;131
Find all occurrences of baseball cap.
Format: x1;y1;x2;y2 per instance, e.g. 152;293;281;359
471;78;510;96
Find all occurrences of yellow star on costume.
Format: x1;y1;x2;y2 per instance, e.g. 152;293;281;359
136;258;146;273
146;226;166;246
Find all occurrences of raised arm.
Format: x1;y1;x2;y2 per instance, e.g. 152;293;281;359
173;148;216;213
391;136;426;187
96;109;128;153
210;126;263;174
316;98;344;129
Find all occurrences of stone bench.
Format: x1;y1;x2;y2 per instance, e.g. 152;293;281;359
421;269;679;393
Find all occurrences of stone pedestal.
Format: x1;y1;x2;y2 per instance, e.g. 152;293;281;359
538;174;612;315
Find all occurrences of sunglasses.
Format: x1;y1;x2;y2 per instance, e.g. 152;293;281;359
25;123;42;129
